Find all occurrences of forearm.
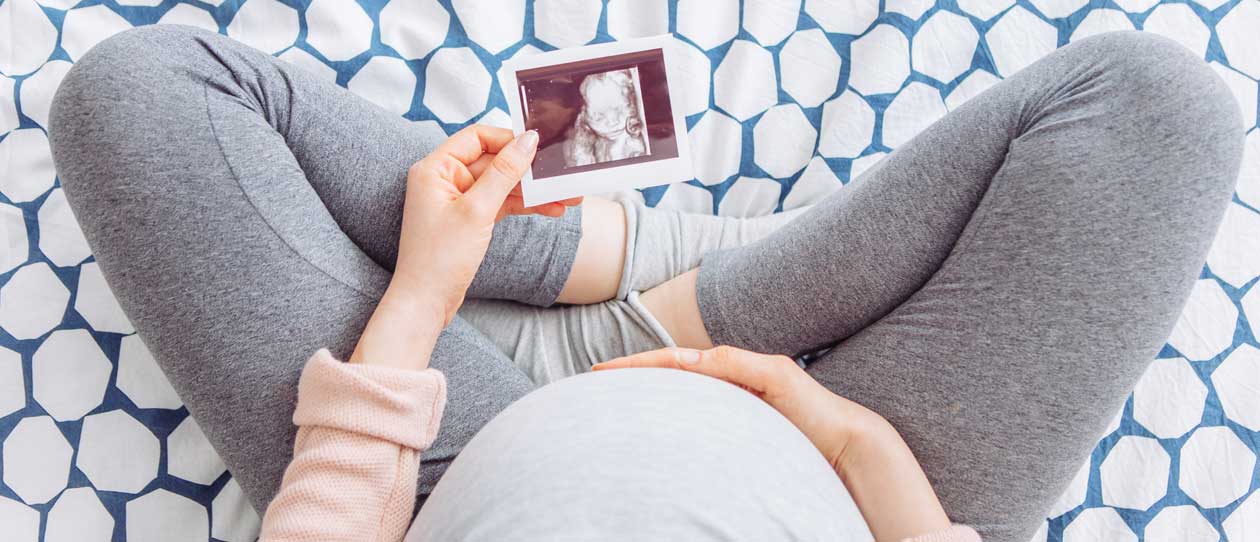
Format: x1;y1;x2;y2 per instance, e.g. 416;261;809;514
837;417;953;542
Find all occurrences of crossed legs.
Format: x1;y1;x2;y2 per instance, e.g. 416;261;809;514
50;23;1242;542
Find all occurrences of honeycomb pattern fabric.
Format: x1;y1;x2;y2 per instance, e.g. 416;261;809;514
0;0;1258;540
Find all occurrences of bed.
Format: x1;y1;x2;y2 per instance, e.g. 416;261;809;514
1;0;1257;540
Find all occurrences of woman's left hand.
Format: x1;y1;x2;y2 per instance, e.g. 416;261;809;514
593;346;954;541
594;346;877;468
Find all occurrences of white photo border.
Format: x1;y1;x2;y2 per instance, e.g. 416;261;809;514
499;35;694;207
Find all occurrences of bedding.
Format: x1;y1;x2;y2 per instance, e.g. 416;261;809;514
1;0;1257;540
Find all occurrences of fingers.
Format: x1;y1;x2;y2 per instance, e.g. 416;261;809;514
468;156;583;213
595;346;793;395
435;125;515;166
512;198;580;217
423;126;579;219
465;153;496;181
531;202;568;217
691;346;785;394
498;197;564;218
434;126;513;193
594;348;690;370
463;130;539;216
497;199;578;219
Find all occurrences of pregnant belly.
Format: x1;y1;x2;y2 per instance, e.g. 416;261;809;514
407;368;872;542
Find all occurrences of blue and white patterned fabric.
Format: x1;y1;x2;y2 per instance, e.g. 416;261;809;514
1;0;1258;540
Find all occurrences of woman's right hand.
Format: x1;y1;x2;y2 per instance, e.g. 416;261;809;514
391;125;545;326
394;124;587;323
351;125;579;369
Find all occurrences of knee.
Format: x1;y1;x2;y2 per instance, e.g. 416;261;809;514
1079;31;1245;140
51;25;219;115
49;25;218;170
49;26;198;213
76;24;212;69
1079;31;1205;78
55;25;187;95
1075;31;1245;187
49;28;147;191
51;27;171;134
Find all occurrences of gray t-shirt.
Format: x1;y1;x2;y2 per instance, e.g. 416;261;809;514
405;368;873;541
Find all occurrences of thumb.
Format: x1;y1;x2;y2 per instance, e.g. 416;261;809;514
464;130;539;215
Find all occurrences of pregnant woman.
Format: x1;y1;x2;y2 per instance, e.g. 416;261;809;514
48;26;1242;542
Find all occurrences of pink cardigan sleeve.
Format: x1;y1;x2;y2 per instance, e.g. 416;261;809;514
257;349;447;542
904;525;983;542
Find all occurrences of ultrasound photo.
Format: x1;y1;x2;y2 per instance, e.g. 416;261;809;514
515;49;679;180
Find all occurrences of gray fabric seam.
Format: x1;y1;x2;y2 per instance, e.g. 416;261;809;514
613;198;637;301
696;252;743;347
202;82;379;302
163;28;383;302
626;291;677;348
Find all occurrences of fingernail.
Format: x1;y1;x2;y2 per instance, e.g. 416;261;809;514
676;349;701;365
515;130;539;152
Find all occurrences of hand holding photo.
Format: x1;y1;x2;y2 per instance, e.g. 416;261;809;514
499;35;694;206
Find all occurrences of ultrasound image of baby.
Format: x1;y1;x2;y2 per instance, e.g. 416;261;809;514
503;38;690;204
562;69;651;167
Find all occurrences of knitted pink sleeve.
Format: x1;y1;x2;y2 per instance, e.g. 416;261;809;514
258;349;447;542
903;524;983;542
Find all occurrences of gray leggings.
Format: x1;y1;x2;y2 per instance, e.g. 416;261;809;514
49;26;1242;542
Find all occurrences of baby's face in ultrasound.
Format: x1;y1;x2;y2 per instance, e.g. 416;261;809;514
581;79;631;137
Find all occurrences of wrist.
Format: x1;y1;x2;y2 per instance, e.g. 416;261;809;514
348;283;447;370
831;409;953;540
386;271;465;326
832;408;902;478
379;281;449;328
